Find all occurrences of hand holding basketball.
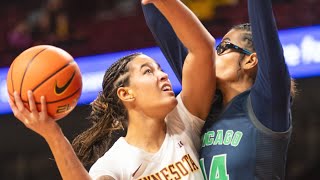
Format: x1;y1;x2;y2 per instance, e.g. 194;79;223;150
9;91;61;139
7;45;82;120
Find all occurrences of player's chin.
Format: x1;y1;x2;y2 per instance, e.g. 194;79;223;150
162;90;175;96
163;92;176;102
161;100;178;115
166;96;178;108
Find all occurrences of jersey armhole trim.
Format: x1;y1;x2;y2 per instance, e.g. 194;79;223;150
246;94;292;139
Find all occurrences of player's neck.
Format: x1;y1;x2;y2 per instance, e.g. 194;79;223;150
125;113;167;153
220;81;252;107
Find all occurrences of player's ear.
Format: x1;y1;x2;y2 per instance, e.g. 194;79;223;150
117;87;135;102
243;52;258;70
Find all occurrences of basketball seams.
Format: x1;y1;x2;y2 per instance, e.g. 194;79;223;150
7;45;82;119
20;48;48;98
8;58;81;116
31;60;74;94
20;87;81;104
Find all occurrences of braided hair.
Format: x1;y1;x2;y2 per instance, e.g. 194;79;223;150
231;23;255;53
72;53;141;166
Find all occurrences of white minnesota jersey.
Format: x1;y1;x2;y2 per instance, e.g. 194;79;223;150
89;94;205;180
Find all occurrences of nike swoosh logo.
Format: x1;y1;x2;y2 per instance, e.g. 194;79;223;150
55;71;76;95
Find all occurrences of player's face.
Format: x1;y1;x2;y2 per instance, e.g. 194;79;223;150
127;55;177;117
215;29;252;88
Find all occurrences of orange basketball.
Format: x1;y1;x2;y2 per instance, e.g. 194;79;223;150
7;45;82;120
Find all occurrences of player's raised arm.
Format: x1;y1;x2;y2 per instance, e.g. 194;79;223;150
143;0;216;120
9;91;91;180
248;0;291;131
142;3;187;83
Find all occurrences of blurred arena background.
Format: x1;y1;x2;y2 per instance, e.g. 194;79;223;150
0;0;319;179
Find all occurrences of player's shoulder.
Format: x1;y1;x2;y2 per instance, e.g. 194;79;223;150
90;137;143;177
103;137;133;159
93;138;127;166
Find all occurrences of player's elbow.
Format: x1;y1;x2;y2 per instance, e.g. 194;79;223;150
195;38;215;57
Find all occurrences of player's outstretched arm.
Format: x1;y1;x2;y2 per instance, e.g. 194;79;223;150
9;91;92;180
143;0;216;120
248;0;291;131
142;3;187;83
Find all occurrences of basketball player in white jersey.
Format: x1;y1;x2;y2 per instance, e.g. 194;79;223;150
9;0;216;179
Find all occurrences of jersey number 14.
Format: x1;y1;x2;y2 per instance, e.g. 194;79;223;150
200;154;230;180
